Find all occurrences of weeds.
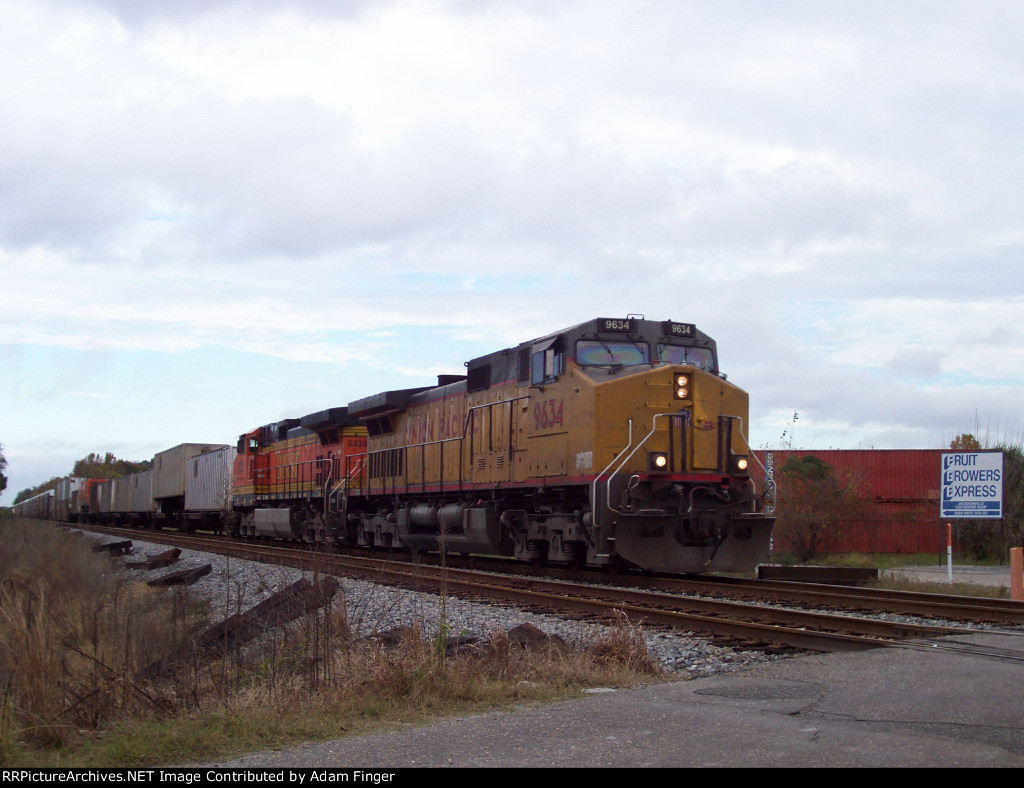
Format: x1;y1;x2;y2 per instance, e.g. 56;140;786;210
876;573;1010;599
0;519;665;767
768;550;1013;598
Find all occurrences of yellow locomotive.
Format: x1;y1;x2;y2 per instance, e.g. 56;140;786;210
337;316;774;574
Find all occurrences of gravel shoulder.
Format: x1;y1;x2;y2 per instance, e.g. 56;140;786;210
103;532;786;677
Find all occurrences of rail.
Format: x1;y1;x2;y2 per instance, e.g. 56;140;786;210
729;414;777;515
325;456;367;523
599;413;681;515
597;412;762;517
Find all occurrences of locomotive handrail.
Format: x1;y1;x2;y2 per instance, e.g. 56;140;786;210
253;458;334;500
600;414;681;515
465;395;530;484
596;413;767;516
727;413;777;515
325;456;367;521
346;393;532;497
593;418;634;516
717;413;775;515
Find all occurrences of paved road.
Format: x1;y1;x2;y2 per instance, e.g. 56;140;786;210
196;629;1024;768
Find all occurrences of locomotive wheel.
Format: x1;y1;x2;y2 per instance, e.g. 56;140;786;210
565;541;587;569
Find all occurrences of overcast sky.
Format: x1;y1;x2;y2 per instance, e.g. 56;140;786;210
2;0;1023;503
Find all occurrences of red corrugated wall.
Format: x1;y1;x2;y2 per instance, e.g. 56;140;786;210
752;449;958;554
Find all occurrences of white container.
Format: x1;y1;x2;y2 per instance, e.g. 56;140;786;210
153;443;229;502
96;479;113;515
112;477;132;513
185;445;237;512
129;470;153;514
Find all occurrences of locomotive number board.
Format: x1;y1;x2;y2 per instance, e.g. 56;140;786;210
664;321;696;337
596;318;637;333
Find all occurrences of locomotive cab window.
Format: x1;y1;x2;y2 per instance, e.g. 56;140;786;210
530;339;564;385
657;344;715;370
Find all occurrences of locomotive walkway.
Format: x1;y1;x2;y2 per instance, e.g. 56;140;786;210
197;628;1024;768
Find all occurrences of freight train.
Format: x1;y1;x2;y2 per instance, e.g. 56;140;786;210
13;317;775;574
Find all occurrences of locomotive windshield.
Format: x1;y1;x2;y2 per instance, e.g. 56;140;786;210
657;344;715;370
576;340;650;367
576;340;716;371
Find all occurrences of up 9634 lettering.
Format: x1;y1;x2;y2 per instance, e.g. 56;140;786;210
15;317;774;575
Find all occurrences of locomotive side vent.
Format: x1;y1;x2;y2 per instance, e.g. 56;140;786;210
518;347;530;383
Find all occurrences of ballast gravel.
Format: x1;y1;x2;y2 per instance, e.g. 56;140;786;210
98;533;788;677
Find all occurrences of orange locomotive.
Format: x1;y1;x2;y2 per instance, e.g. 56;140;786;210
230;408;367;542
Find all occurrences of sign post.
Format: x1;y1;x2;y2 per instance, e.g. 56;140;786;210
947;523;952;583
1012;547;1023;602
940;452;1003;583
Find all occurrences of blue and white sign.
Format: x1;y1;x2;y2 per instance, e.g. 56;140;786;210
941;452;1003;519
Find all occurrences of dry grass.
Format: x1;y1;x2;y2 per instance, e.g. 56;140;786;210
872;572;1011;599
770;550;1014;598
0;519;666;767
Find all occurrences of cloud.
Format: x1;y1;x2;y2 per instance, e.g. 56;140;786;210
2;0;1024;502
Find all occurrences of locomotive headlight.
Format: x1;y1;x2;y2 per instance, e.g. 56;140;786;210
648;452;670;472
674;374;689;399
731;454;750;473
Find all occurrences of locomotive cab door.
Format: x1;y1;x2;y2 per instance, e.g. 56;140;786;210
518;337;569;478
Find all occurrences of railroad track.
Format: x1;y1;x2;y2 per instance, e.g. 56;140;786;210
893;634;1024;663
362;549;1024;626
71;523;1010;656
501;566;1024;626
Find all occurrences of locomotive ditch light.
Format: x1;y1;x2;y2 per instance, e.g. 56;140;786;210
674;374;689;399
730;454;750;474
648;452;670;472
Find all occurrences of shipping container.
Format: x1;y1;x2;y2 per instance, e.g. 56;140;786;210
14;489;54;519
185;445;237;512
53;478;72;521
152;443;229;510
69;478;103;520
129;470;154;515
754;449;953;555
111;476;132;514
93;479;113;519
